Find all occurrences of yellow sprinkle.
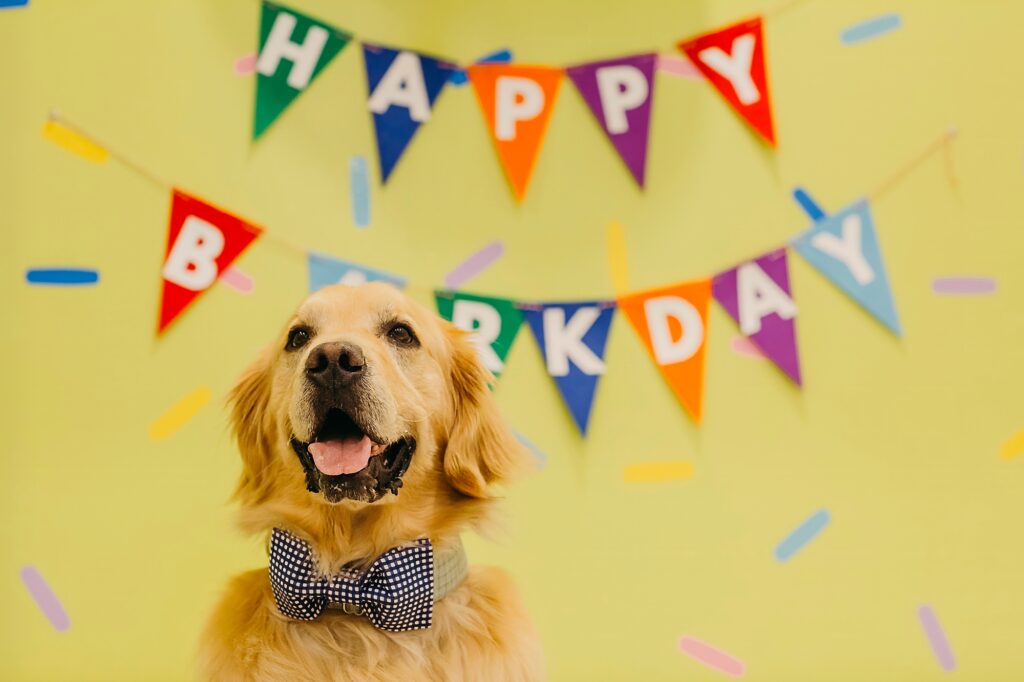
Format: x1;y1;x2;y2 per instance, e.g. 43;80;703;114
41;120;109;163
623;461;694;483
149;387;212;441
606;221;629;295
1000;429;1024;461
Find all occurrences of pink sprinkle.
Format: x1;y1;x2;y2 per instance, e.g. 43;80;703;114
917;605;956;671
220;266;255;294
657;55;703;80
730;335;765;359
931;276;996;295
234;53;257;76
20;565;70;631
678;636;746;677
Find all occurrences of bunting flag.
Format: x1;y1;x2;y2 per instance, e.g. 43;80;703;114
566;53;657;187
678;17;776;145
159;190;262;335
713;249;800;384
435;291;524;377
467;65;563;201
618;279;712;422
307;252;406;292
522;302;615;434
363;43;457;183
253;1;352;140
792;199;901;335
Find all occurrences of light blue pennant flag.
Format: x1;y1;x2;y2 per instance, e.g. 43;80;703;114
307;252;406;293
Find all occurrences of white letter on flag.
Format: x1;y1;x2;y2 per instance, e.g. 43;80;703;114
810;214;875;285
736;262;797;335
162;216;225;291
256;12;329;89
698;34;760;104
495;76;544;141
452;300;504;373
644;296;704;364
595;65;649;134
542;306;606;376
367;51;432;122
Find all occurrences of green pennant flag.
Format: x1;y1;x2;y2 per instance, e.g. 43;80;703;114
435;291;524;378
253;1;352;140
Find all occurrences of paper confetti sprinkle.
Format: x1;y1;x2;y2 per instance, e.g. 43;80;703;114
774;509;830;561
450;48;513;86
149;386;212;441
678;636;746;677
443;240;504;288
20;566;70;631
917;605;956;671
349;155;371;228
515;432;546;469
623;461;693;483
1000;429;1024;461
606;221;630;294
41;120;108;163
0;0;30;8
840;14;902;44
25;267;99;286
220;266;255;295
791;186;827;221
730;335;765;359
931;276;996;295
656;55;703;80
233;52;257;75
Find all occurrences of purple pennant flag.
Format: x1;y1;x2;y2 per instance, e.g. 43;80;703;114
566;53;656;187
713;249;802;385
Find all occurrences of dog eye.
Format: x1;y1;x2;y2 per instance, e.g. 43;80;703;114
387;323;418;347
286;327;311;351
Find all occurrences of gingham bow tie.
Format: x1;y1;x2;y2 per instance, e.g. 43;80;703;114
269;528;434;632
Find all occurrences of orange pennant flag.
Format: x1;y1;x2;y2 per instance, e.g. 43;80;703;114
619;279;712;422
467;64;563;201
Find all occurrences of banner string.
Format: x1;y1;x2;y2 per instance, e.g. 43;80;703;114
44;109;958;302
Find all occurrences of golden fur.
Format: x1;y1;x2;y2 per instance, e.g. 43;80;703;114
198;283;543;681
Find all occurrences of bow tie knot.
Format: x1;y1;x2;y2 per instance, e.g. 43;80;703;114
269;528;434;632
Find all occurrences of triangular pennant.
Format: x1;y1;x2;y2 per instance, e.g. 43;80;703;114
307;252;406;293
566;53;657;187
792;199;901;335
678;16;775;145
712;249;801;384
253;1;351;140
466;65;563;201
522;302;615;434
158;190;262;335
363;43;457;183
435;291;524;378
618;279;712;422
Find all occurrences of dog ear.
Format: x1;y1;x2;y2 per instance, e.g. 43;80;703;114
228;347;277;505
442;326;532;498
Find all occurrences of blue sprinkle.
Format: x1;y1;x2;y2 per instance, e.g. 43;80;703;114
349;155;370;228
840;14;902;44
450;48;514;86
774;509;830;561
514;432;546;469
792;187;827;221
0;0;29;8
26;268;99;286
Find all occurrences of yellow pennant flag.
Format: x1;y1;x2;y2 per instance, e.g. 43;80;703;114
41;120;109;163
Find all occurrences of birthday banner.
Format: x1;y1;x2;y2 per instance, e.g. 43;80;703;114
250;0;780;200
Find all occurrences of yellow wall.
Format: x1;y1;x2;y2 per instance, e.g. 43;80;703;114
3;1;1023;679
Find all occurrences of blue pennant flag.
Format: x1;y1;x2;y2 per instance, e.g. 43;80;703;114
792;199;901;335
522;301;616;435
307;252;406;293
363;43;456;183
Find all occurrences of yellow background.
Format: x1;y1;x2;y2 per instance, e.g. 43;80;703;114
3;0;1023;679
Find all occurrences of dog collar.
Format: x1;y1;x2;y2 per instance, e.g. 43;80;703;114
268;528;468;631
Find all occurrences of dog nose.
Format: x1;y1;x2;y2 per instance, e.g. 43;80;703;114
305;342;366;384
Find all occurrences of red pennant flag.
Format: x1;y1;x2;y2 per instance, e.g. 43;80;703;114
678;16;776;145
158;190;262;335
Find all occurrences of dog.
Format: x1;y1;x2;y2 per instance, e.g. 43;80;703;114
198;282;543;681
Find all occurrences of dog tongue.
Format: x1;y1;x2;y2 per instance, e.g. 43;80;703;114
309;436;374;475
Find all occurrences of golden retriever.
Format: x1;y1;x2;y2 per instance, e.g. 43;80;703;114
198;283;543;681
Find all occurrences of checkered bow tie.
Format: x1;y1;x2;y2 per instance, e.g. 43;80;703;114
269;528;434;632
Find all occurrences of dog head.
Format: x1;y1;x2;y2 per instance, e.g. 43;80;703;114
229;283;530;527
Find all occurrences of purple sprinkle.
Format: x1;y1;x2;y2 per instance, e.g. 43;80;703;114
931;276;996;295
443;241;504;288
917;605;955;671
20;565;70;631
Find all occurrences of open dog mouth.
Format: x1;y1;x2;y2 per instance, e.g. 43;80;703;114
290;408;415;503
